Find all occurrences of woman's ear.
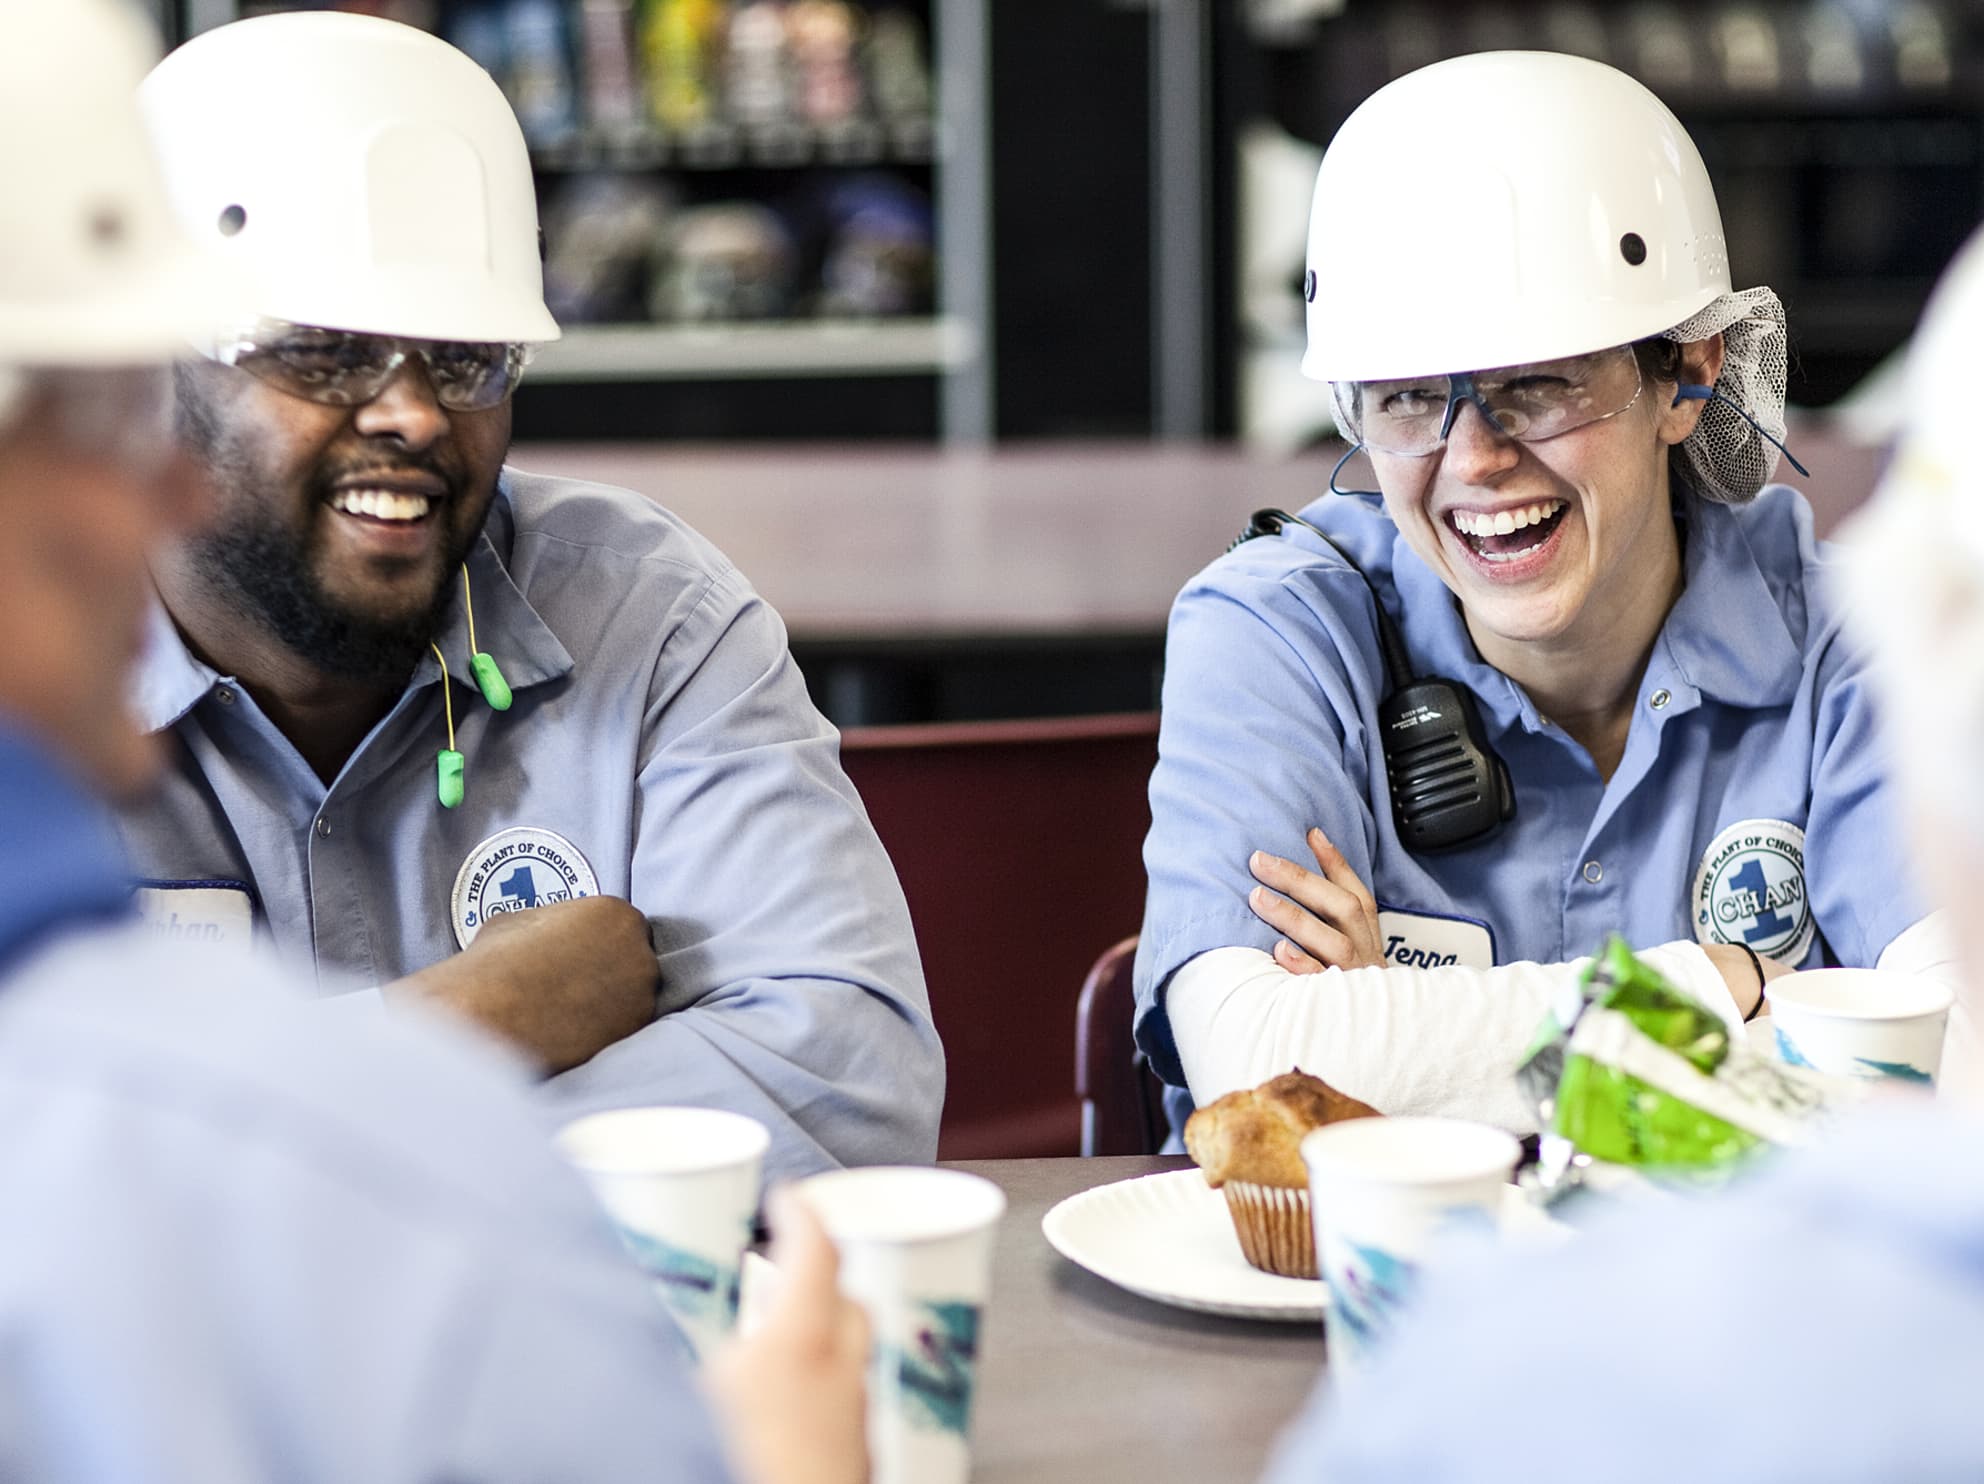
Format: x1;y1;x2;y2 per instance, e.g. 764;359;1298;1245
1656;332;1727;446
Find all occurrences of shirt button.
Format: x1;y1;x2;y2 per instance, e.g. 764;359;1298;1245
314;816;332;839
1582;859;1603;884
1649;688;1671;711
214;686;234;705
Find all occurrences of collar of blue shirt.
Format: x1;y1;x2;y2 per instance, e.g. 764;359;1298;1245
0;719;134;973
131;473;577;732
1387;493;1808;739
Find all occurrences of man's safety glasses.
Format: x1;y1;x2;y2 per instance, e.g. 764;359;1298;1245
207;319;534;412
1333;343;1645;457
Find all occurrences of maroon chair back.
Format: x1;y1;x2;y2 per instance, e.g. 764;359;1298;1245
1075;935;1169;1156
839;712;1158;1159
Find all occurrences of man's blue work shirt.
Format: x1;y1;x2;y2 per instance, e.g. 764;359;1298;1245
1136;485;1925;1090
0;721;735;1482
120;467;943;1182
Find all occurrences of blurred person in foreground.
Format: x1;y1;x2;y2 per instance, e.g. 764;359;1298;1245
1136;51;1955;1141
0;4;864;1480
115;10;940;1184
1258;228;1984;1484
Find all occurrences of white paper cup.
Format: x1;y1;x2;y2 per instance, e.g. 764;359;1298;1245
796;1167;1007;1484
1766;969;1954;1087
1302;1117;1520;1379
555;1106;769;1360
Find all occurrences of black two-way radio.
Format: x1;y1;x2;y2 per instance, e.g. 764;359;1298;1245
1231;509;1514;853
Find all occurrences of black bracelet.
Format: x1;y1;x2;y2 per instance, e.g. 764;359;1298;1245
1733;941;1767;1021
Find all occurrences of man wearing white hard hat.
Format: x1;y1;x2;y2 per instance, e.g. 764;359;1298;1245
1137;52;1955;1134
118;11;941;1182
1256;229;1984;1483
0;2;869;1480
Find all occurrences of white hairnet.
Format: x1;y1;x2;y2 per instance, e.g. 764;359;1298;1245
1662;286;1791;504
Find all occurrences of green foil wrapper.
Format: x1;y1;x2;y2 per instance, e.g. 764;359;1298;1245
1519;936;1845;1180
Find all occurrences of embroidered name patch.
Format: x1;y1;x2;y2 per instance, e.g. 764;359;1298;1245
133;881;255;948
451;827;599;948
1374;907;1495;970
1692;818;1814;964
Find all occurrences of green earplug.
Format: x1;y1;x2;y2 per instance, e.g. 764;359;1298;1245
471;652;512;711
437;748;465;809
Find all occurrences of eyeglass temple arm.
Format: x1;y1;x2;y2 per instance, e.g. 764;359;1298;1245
1672;383;1811;478
1328;441;1385;502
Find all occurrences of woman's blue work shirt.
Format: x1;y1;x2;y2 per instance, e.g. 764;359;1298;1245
1134;484;1926;1091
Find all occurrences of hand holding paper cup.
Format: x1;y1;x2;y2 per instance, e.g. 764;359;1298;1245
795;1166;1006;1484
1766;968;1954;1086
704;1190;872;1484
555;1106;769;1360
1301;1116;1521;1379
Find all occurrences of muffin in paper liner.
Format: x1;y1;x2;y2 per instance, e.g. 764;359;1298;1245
1220;1179;1315;1278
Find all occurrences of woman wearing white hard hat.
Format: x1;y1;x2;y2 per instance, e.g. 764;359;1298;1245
1134;51;1954;1135
1253;228;1984;1484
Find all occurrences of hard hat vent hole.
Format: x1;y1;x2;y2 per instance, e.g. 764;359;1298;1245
1620;233;1647;266
88;208;126;251
1303;268;1317;303
218;204;248;238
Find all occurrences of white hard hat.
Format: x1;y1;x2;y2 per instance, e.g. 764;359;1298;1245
141;11;560;345
1302;51;1730;382
0;0;227;366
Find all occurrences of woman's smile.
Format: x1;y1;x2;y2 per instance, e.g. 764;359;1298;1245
1442;498;1570;568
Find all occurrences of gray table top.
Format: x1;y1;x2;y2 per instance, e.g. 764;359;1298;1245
948;1155;1326;1484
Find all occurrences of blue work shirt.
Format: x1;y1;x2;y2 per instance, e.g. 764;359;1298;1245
120;467;943;1183
1138;486;1923;1092
0;720;734;1483
1260;1102;1984;1483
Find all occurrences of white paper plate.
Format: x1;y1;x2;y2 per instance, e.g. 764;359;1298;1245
1043;1169;1569;1323
1041;1169;1326;1322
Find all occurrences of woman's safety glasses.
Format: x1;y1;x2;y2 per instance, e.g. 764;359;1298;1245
207;319;534;412
1333;343;1644;457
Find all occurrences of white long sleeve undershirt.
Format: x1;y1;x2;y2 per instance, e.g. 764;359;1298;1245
1166;940;1740;1133
1168;910;1970;1130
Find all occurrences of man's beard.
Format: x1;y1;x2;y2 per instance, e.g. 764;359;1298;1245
173;367;487;685
179;514;474;684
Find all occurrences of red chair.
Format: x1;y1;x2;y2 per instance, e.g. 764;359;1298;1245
839;712;1158;1159
1075;934;1169;1156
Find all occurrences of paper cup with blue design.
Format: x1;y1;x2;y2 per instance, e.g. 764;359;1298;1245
1301;1117;1520;1380
555;1106;769;1361
796;1166;1006;1484
1766;969;1954;1087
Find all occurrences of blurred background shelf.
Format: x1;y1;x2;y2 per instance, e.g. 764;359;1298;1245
529;117;937;171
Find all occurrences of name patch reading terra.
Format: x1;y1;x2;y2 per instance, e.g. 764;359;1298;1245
451;826;600;948
1374;908;1494;970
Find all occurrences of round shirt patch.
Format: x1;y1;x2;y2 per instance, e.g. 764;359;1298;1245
451;827;600;949
1691;818;1814;965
